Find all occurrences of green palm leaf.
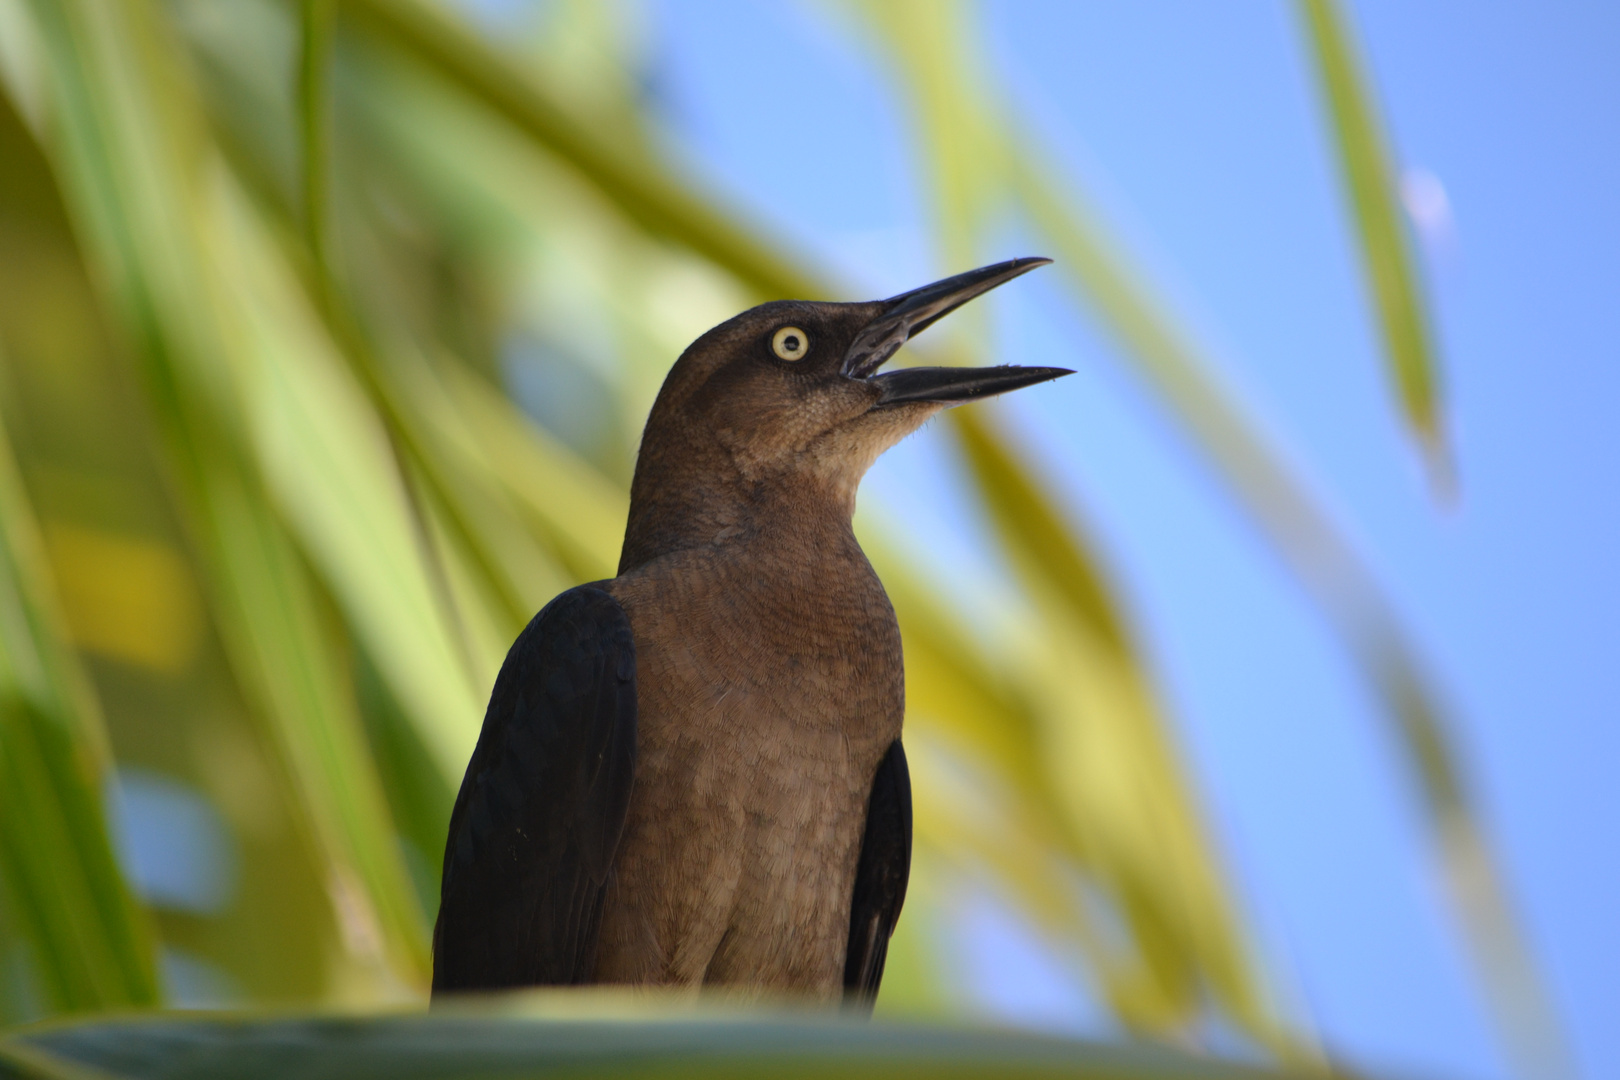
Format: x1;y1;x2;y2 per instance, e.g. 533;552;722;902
1295;0;1450;490
0;400;159;1015
1;1008;1325;1080
19;0;428;982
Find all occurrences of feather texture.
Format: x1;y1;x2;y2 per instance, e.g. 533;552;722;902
432;585;637;993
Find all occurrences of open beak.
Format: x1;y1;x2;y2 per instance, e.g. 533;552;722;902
842;257;1073;406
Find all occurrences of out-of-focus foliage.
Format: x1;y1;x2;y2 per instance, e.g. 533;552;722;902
0;1003;1323;1080
0;402;159;1014
0;0;1559;1075
1297;0;1450;491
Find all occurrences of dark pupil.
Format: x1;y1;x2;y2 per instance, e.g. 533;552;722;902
783;335;800;351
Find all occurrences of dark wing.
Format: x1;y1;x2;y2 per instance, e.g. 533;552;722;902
431;585;636;996
843;738;912;1010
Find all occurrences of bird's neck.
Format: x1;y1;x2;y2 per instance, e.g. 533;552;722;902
618;453;860;577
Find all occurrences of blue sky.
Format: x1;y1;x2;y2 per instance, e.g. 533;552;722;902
637;2;1619;1078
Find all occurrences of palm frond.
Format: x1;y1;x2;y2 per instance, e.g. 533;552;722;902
0;397;159;1015
1295;0;1451;491
21;0;429;982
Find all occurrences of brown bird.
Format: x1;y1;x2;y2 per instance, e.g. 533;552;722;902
431;257;1068;1009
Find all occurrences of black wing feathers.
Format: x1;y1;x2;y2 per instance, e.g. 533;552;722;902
432;585;636;996
843;738;912;1010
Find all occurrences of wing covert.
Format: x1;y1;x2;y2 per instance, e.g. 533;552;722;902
843;738;912;1010
432;584;636;995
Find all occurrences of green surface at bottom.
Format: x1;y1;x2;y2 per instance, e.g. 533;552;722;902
1;1011;1301;1080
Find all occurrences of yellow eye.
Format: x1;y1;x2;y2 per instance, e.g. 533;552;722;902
772;326;809;361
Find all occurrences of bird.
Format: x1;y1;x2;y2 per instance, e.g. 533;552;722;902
431;257;1069;1009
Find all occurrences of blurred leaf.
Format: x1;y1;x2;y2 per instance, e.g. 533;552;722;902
296;0;335;275
300;34;544;645
17;0;427;983
873;536;1265;1043
2;1009;1323;1080
434;365;625;582
206;172;485;785
951;411;1284;1046
338;0;825;303
0;399;160;1014
1013;145;1571;1079
1295;0;1450;492
39;523;203;676
873;556;1098;940
353;647;455;923
950;416;1127;655
0;1037;108;1080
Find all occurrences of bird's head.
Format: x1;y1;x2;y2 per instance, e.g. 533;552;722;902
620;258;1069;571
